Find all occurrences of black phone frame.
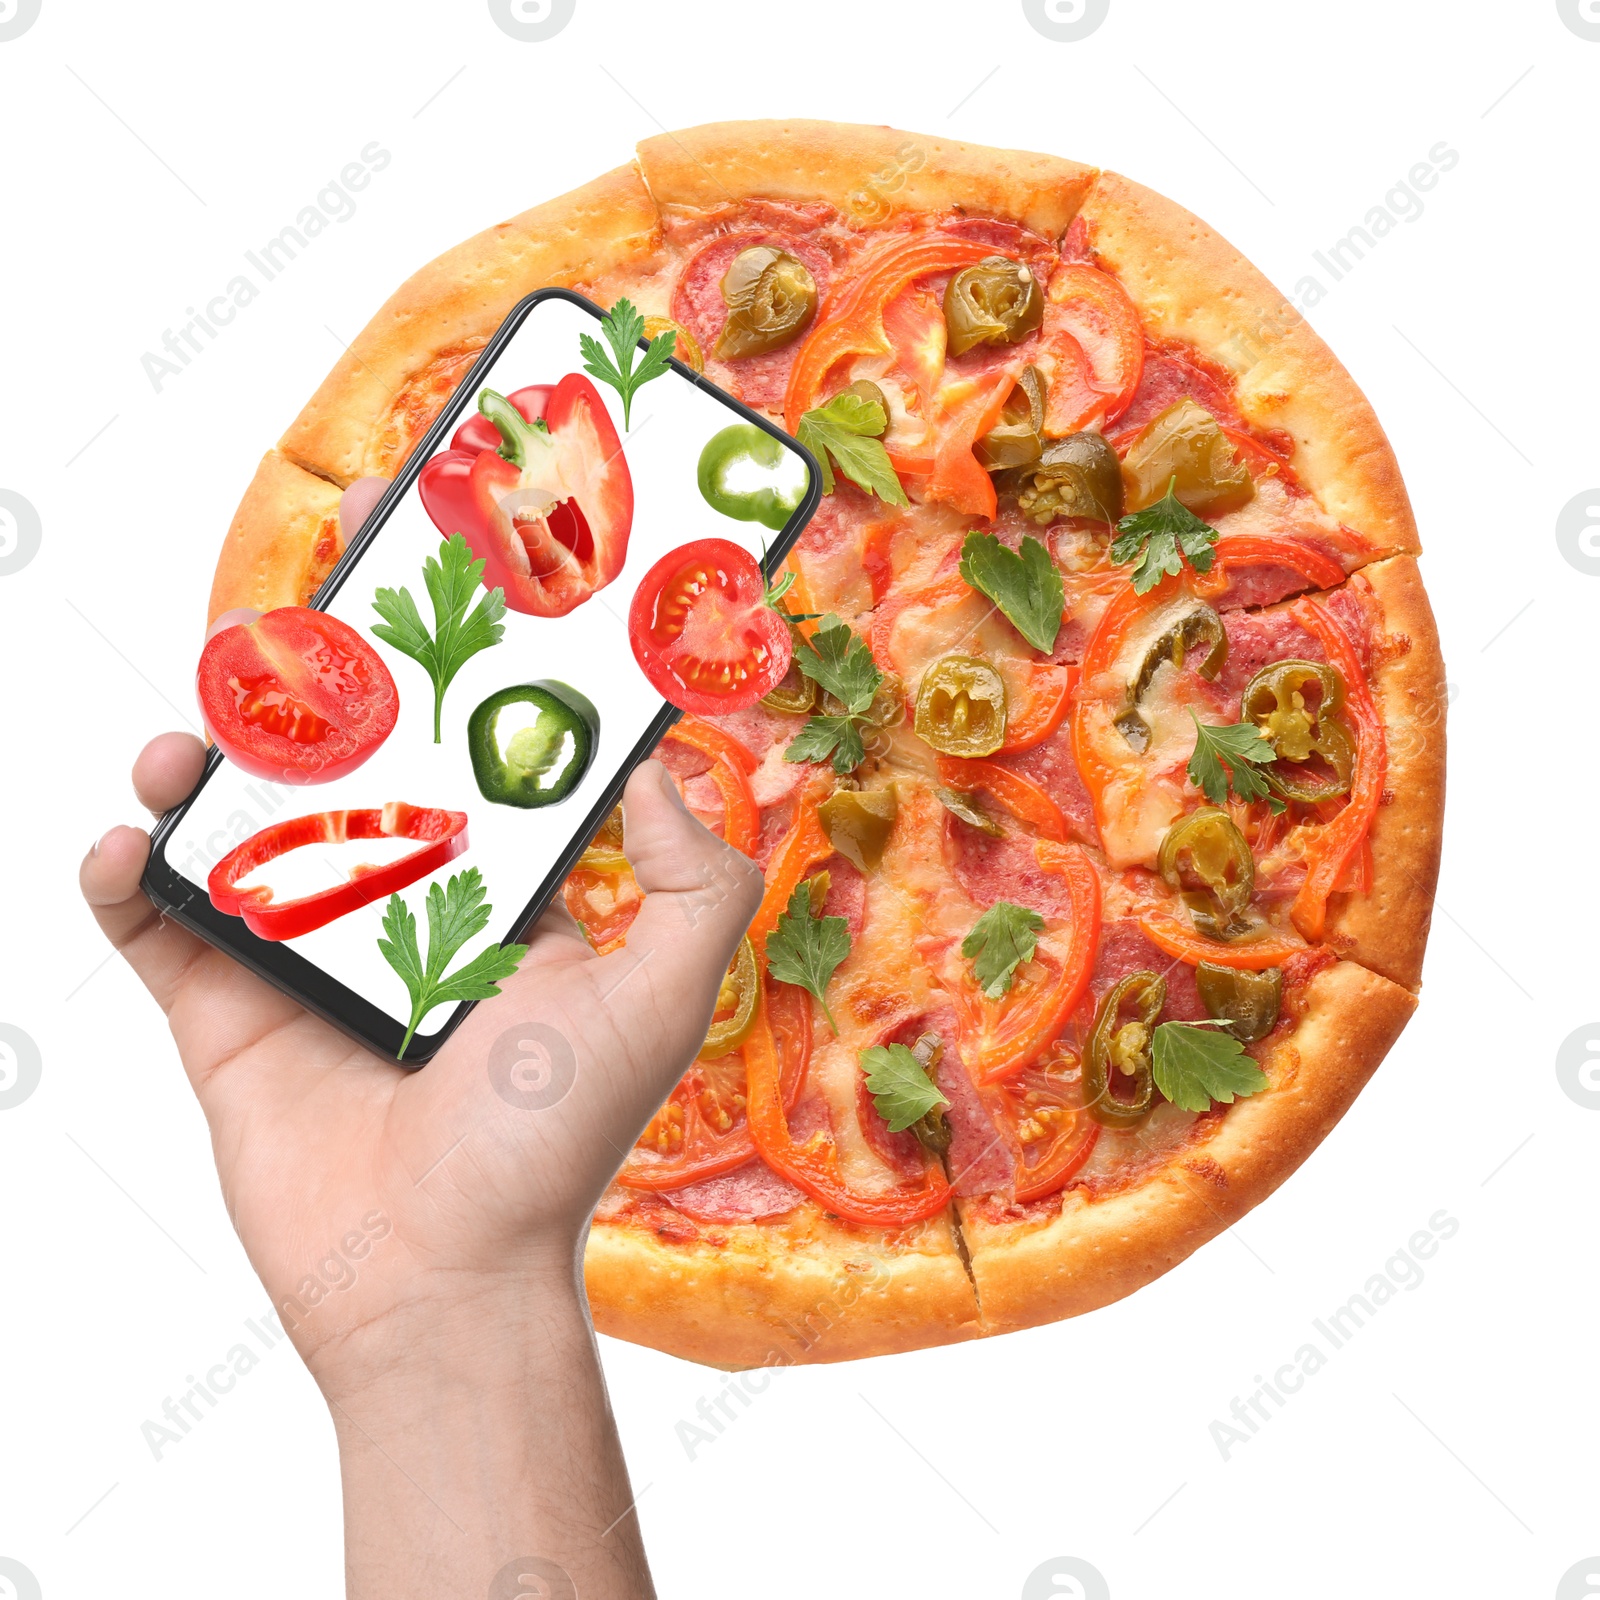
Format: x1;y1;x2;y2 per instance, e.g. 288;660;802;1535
141;287;822;1065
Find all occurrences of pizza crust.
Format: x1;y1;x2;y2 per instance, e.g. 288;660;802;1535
1321;556;1446;989
635;118;1096;239
959;958;1416;1335
207;450;344;625
1079;172;1420;561
278;163;664;485
584;1207;979;1368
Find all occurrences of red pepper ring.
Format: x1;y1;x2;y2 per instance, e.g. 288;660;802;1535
208;803;469;941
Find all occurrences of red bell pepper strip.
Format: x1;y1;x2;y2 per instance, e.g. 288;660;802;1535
936;756;1070;843
616;978;811;1192
208;803;468;941
1000;664;1076;751
748;790;836;968
744;981;952;1227
1289;596;1386;942
664;718;760;856
955;841;1102;1084
1137;903;1305;971
416;375;633;618
782;234;996;433
1212;534;1346;591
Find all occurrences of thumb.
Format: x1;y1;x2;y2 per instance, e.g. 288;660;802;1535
604;759;763;1008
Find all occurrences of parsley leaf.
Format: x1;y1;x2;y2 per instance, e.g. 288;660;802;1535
1187;714;1283;809
792;613;882;714
379;867;527;1057
860;1043;950;1133
796;393;909;506
958;531;1065;653
578;297;674;428
783;714;867;774
961;900;1046;999
1110;479;1221;594
783;614;884;774
1151;1021;1269;1113
764;878;851;1032
372;533;506;741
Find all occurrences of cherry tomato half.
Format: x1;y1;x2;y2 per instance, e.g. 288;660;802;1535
197;606;399;784
627;538;792;714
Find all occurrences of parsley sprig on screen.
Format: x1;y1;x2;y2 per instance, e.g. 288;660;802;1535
961;900;1045;998
796;393;908;506
372;533;505;741
1187;714;1284;810
579;297;675;428
782;613;885;775
764;878;850;1032
379;868;527;1057
1110;478;1221;594
1151;1021;1269;1112
958;531;1064;653
860;1043;949;1133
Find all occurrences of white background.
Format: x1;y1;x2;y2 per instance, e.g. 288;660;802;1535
1;2;1596;1597
173;295;792;1027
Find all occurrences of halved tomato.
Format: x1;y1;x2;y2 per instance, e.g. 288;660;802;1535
628;538;792;714
196;607;398;784
417;375;633;617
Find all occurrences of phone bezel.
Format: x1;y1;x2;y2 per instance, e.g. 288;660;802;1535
141;287;822;1065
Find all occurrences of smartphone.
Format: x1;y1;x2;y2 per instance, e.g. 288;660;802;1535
142;289;820;1064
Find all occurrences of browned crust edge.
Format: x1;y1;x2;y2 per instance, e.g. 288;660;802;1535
582;1212;980;1369
277;163;664;485
1323;555;1447;988
633;118;1097;238
961;958;1416;1334
1079;171;1420;559
207;450;344;625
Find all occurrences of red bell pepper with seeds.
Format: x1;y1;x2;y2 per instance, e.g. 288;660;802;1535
417;377;633;618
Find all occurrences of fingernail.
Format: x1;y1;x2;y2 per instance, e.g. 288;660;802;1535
89;832;103;858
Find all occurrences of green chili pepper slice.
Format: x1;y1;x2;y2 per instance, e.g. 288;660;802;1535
697;422;807;532
715;246;819;361
1008;430;1124;525
1114;603;1229;752
944;255;1044;356
1084;970;1164;1129
1158;806;1255;922
1241;659;1354;803
1196;962;1282;1043
698;937;759;1059
976;366;1046;472
467;681;599;809
1121;399;1253;517
819;785;898;872
913;656;1007;757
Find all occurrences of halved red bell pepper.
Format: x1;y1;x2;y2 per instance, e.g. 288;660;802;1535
208;803;468;940
417;375;633;617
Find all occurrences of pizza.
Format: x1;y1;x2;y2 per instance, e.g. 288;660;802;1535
207;121;1445;1367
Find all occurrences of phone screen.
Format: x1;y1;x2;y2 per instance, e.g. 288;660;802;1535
145;291;817;1061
